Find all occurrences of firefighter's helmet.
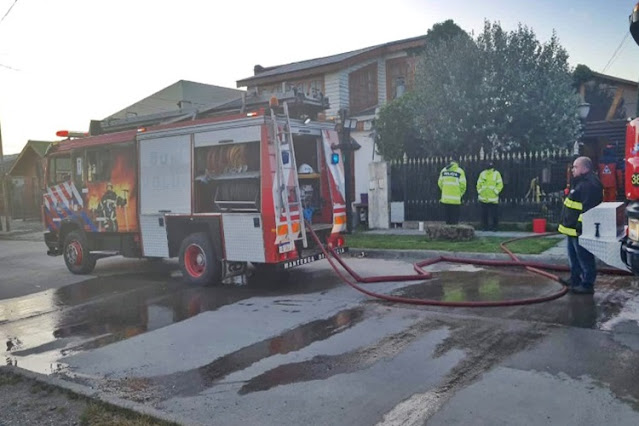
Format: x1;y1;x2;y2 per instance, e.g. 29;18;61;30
298;163;314;174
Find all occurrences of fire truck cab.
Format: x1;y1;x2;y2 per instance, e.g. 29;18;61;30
43;94;348;284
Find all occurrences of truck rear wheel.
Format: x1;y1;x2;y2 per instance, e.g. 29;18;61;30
179;232;221;285
63;230;97;275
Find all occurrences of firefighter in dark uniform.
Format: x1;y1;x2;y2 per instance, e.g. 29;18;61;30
558;156;603;294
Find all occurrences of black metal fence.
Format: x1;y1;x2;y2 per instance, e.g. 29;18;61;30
390;149;574;223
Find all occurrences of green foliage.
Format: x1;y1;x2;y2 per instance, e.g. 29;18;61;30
572;64;594;89
374;93;418;160
413;34;484;156
374;20;582;157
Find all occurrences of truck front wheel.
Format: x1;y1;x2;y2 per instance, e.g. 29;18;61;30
179;232;221;285
63;230;96;275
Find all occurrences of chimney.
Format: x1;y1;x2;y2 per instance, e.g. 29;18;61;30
254;65;266;75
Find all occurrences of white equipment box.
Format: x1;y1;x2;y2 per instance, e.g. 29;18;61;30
579;202;627;270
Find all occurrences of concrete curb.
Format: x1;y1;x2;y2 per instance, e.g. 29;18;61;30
0;365;197;426
347;247;569;264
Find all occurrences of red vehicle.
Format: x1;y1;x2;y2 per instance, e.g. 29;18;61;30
620;4;639;272
43;94;348;284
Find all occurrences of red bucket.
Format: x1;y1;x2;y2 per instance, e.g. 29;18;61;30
532;218;547;234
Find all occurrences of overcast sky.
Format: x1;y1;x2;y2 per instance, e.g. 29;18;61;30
1;0;638;155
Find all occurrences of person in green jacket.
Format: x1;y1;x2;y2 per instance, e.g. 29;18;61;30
438;160;466;224
476;162;504;231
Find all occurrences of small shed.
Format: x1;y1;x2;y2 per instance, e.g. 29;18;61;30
7;140;52;219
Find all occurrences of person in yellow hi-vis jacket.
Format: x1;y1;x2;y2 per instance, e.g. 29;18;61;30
476;162;504;231
438;160;466;224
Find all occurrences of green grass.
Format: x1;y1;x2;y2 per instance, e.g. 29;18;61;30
345;234;560;254
80;403;178;426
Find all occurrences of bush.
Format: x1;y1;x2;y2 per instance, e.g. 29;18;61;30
425;224;475;241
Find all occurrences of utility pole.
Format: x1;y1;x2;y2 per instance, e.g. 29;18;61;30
338;109;358;233
0;121;10;232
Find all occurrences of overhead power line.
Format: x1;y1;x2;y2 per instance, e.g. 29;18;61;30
0;62;19;71
0;0;20;71
602;32;630;74
0;0;18;26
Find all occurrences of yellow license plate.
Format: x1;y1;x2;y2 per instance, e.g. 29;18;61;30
629;219;639;241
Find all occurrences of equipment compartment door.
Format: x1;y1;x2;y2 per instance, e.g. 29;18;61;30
139;134;192;256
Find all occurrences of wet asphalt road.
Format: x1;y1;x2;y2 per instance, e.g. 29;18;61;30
2;237;639;425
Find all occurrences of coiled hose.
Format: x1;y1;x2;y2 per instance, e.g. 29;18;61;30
305;223;631;307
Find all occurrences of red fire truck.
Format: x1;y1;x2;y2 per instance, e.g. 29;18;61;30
619;4;639;272
43;94;348;284
581;4;639;273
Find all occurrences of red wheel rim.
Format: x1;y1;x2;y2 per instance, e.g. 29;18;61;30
66;241;83;266
184;244;206;278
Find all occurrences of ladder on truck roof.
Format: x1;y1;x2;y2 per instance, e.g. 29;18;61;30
271;102;308;249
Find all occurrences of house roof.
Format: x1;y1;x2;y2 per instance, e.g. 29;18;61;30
105;80;245;121
7;140;52;176
26;140;52;157
236;34;428;87
591;71;638;88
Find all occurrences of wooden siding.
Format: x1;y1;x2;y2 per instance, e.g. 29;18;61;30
323;71;344;119
349;62;378;114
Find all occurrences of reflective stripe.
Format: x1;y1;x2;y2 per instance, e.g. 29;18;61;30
563;198;583;210
578;214;583;222
442;194;461;200
442;180;460;186
558;224;578;236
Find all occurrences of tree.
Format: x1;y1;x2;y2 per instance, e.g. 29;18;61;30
412;33;484;156
424;19;470;46
374;93;418;160
375;20;582;157
472;22;581;152
375;20;473;160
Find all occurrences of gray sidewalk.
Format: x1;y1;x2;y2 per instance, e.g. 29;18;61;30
0;218;44;241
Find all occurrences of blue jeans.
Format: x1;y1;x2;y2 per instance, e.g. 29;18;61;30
566;236;597;289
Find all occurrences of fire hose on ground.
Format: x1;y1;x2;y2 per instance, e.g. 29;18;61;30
305;222;632;307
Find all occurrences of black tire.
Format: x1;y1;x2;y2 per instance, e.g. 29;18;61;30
178;232;221;285
63;230;97;275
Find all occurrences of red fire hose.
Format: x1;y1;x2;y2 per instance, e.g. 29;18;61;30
306;224;631;307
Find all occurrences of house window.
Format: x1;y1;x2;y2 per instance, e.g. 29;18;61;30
259;76;325;99
386;57;416;101
291;77;324;98
48;155;71;185
349;63;378;114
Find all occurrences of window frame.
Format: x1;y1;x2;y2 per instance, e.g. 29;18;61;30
386;57;410;101
47;154;72;186
349;62;378;114
85;147;113;183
